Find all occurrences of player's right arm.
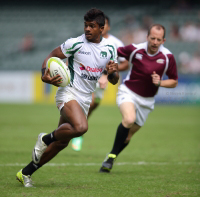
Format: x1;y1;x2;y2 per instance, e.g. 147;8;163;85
117;44;137;72
118;60;129;71
117;44;136;61
115;40;129;71
41;46;66;86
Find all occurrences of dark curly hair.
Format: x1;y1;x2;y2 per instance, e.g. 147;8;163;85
84;8;105;27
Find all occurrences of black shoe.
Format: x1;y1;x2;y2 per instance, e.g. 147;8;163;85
99;154;116;173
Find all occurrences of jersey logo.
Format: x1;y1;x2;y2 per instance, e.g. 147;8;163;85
100;51;107;59
79;63;103;72
78;50;91;55
156;59;165;64
135;53;143;60
81;73;98;81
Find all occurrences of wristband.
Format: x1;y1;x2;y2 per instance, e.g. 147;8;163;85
103;69;108;75
157;80;161;87
41;68;46;76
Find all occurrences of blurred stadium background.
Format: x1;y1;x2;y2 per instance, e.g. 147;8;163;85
0;0;200;105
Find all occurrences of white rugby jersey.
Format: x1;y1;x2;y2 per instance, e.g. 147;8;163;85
60;34;117;94
106;34;126;63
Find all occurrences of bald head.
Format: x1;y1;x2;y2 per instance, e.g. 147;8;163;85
146;24;166;55
148;24;165;39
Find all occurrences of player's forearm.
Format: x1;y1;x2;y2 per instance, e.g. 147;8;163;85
160;79;178;88
42;57;49;70
107;72;119;85
118;60;129;71
42;46;66;69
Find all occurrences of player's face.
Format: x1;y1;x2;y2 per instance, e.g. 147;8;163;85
102;19;110;37
84;21;104;43
147;27;166;54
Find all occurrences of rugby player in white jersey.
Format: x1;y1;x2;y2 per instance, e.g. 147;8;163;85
71;15;129;151
16;8;119;187
99;24;178;173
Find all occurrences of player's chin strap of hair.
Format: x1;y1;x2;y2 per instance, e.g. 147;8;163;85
41;68;46;76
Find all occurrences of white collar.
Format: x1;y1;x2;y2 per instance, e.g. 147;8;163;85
145;42;162;57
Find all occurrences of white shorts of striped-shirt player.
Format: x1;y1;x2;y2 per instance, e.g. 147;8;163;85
55;86;92;117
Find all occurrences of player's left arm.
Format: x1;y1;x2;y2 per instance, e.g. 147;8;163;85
151;54;178;88
160;79;178;88
106;60;119;85
151;71;178;88
106;44;119;85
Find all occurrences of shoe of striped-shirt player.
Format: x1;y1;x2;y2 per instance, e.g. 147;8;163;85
16;169;33;187
99;153;116;173
32;133;47;164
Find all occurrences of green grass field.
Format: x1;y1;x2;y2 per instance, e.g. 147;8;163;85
0;104;199;197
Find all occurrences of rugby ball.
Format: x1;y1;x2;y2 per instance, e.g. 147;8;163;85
46;57;71;87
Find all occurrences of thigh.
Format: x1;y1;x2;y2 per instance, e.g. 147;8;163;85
119;102;136;128
56;86;92;116
119;102;135;118
60;100;87;128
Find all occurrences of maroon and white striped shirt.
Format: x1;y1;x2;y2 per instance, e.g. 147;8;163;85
117;42;178;97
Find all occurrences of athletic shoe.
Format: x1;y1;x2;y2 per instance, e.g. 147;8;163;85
32;133;47;164
71;136;83;151
99;153;116;173
16;169;33;187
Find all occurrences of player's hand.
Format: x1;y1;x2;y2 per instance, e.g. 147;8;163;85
151;71;161;86
106;60;118;75
98;74;108;89
41;68;63;87
106;61;119;85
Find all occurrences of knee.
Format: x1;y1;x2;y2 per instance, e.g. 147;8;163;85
122;116;135;128
74;122;88;137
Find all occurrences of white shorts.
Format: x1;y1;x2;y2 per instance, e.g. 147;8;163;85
55;86;92;116
93;82;106;102
117;84;155;126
